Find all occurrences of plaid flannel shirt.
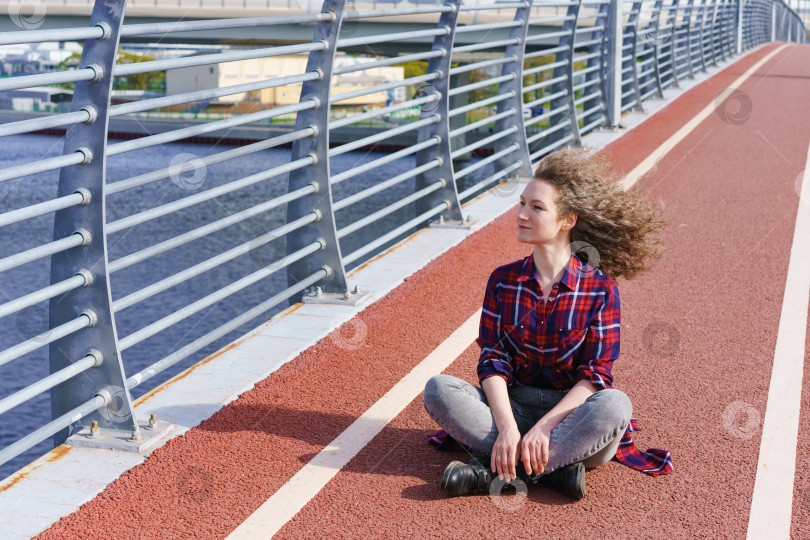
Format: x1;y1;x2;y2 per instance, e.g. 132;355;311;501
429;253;673;476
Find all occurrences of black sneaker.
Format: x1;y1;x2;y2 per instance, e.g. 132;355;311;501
441;457;494;497
538;462;585;500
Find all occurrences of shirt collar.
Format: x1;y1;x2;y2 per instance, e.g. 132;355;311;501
516;251;581;291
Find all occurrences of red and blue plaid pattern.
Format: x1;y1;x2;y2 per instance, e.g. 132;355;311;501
428;253;672;476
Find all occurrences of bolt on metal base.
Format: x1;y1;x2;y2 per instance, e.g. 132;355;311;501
301;285;373;306
67;416;174;454
428;214;478;229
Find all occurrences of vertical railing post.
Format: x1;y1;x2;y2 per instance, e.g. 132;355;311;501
493;0;533;179
549;0;582;148
736;0;744;52
772;1;777;40
648;0;666;96
604;0;623;127
286;0;348;301
414;0;464;223
697;0;709;70
626;0;645;112
49;0;137;445
665;0;682;88
684;0;697;78
582;1;611;127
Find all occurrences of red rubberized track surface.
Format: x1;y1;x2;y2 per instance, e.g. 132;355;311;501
37;43;810;539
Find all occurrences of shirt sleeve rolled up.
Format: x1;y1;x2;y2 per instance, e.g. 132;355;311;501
475;271;513;386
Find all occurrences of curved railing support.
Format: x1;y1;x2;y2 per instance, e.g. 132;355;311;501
286;0;347;301
549;0;582;149
48;0;137;445
414;0;464;223
494;0;534;179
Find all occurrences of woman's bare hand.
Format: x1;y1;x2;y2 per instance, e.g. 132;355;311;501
520;422;551;476
491;425;522;483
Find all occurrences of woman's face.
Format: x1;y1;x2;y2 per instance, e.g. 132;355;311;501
516;178;574;247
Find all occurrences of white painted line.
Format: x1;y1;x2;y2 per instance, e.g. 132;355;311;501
226;44;796;540
226;311;481;539
746;140;810;539
620;44;789;190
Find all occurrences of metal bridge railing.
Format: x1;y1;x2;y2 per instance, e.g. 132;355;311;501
0;0;806;475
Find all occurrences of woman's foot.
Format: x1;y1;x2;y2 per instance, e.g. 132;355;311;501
537;462;585;500
441;457;494;496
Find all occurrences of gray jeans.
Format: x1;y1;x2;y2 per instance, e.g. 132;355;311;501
423;374;632;479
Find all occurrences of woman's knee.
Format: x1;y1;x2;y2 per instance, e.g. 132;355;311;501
423;374;457;415
595;388;633;428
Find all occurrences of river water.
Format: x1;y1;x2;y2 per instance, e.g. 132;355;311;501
0;133;491;480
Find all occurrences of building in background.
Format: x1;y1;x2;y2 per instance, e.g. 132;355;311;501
166;53;405;108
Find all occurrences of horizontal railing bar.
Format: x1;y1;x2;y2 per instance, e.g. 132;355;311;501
580;116;606;134
0;232;86;274
0;25;103;46
572;64;601;79
109;184;316;274
114;43;324;77
348;6;454;19
330;72;440;104
524;90;568;110
118;238;321;351
328;115;438;157
455;21;523;34
0;313;92;369
0;353;97;417
523;59;568;76
333;159;441;212
575;25;606;34
343;202;448;265
120;13;331;37
0;192;85;229
448;92;514;118
522;74;567;94
449;108;516;138
0;395;105;467
0;151;86;185
107;129;313;196
111;72;318;117
126;268;326;390
329;95;437;130
337;180;444;239
458;160;523;200
574;92;603;107
107;100;316;157
526;118;570;142
528;15;575;25
451;127;517;159
107;156;314;234
459;2;529;11
331;137;439;185
524;44;568;58
0;68;96;93
450;56;517;76
529;133;573;161
0;109;93;139
572;50;602;62
452;38;519;54
449;73;515;97
337;27;448;49
525;29;572;42
572;77;601;93
334;50;444;75
113;212;316;313
455;144;520;180
0;273;87;322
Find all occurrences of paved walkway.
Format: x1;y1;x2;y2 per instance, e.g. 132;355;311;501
37;42;810;539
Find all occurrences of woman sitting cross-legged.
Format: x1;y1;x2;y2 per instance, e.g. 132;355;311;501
424;148;674;501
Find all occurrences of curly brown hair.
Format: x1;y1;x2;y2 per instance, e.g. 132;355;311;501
533;147;668;280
